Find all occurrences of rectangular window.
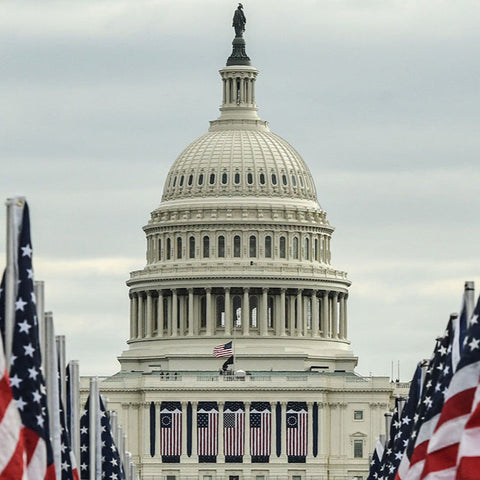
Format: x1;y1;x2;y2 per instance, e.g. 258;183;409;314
354;410;363;420
354;439;363;458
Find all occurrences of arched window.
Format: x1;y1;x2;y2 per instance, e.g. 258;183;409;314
233;295;242;327
158;238;162;261
203;236;210;258
279;236;286;259
216;296;225;327
259;173;266;185
200;296;206;329
293;237;299;259
234;172;240;184
177;237;182;259
250;296;258;327
189;236;195;259
265;236;272;258
249;235;257;257
234;235;241;257
209;173;215;185
268;296;274;328
304;237;309;260
221;172;228;184
166;238;171;260
218;236;225;258
271;173;277;185
247;172;253;184
198;173;204;185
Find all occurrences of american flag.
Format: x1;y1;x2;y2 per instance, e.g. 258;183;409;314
421;294;480;479
79;395;124;480
286;401;307;458
213;341;233;358
197;402;218;457
160;402;182;457
223;402;244;457
0;322;26;478
367;438;384;480
396;316;456;480
250;402;271;457
1;202;56;480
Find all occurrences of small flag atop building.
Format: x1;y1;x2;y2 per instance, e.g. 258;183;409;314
213;341;233;358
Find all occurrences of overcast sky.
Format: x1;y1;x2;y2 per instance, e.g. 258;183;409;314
1;0;479;380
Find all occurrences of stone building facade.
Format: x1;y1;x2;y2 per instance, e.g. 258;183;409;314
89;20;407;480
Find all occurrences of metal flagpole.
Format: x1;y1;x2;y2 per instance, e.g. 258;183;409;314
4;196;25;365
69;360;81;467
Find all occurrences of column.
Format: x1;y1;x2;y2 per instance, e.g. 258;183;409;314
289;294;295;336
218;401;225;462
192;401;198;461
242;288;250;335
156;290;164;337
332;292;339;338
181;401;188;461
171;289;178;337
322;291;328;338
244;401;250;460
312;291;319;337
179;293;186;336
206;288;213;335
130;294;138;339
261;288;268;336
307;401;313;459
296;289;303;337
279;289;286;336
224;288;231;336
188;289;194;336
137;293;144;338
145;291;153;338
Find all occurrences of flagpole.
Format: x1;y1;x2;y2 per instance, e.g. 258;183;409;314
4;196;25;365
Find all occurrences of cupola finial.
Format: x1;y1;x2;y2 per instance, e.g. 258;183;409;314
227;3;251;66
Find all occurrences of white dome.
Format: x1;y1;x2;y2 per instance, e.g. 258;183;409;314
162;129;318;202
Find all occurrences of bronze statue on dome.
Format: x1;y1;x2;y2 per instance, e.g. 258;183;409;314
233;3;246;37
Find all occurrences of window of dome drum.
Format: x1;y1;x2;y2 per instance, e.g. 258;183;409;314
233;235;241;257
203;236;210;257
234;172;240;184
218;236;225;257
249;235;257;257
209;173;215;184
265;236;272;257
179;175;184;187
279;236;286;258
247;172;253;184
259;173;265;184
221;172;228;184
282;174;288;185
189;236;195;258
198;173;204;185
271;173;277;185
188;174;193;186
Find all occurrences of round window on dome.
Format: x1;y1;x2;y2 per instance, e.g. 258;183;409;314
188;174;193;186
221;173;228;184
198;174;204;186
209;173;216;185
247;173;253;185
259;173;266;185
234;173;240;184
271;173;277;185
282;174;288;186
180;175;185;187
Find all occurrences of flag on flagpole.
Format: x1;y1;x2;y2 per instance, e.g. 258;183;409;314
0;201;56;480
213;341;233;358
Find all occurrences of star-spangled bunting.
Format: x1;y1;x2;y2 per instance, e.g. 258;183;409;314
79;394;124;480
1;202;56;480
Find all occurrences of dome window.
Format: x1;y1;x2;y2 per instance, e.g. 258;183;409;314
265;236;272;258
279;236;286;259
203;236;210;258
282;174;288;186
249;235;257;257
271;173;277;185
218;236;225;257
179;175;185;187
188;174;193;186
209;173;216;185
172;176;177;187
221;173;228;184
234;172;241;184
233;235;241;257
189;236;195;258
247;172;253;185
259;173;266;185
291;175;297;187
198;174;204;186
